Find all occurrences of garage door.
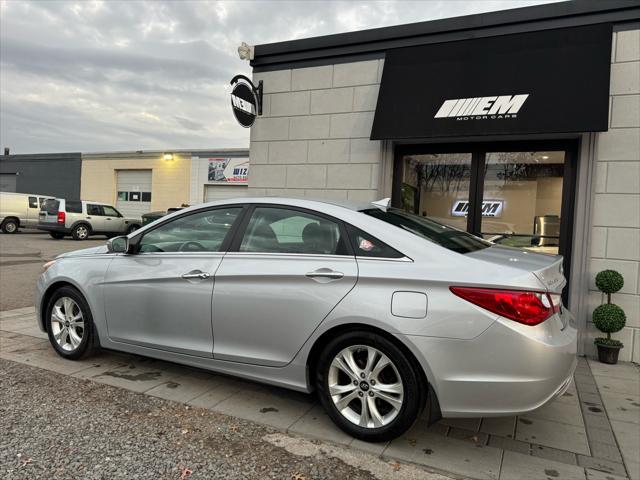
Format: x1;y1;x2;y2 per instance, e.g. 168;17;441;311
0;173;17;192
116;170;152;218
204;185;249;203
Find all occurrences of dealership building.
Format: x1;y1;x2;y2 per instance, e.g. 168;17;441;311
242;2;639;361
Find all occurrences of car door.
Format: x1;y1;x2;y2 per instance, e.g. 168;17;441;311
212;205;358;367
102;205;125;233
26;196;40;226
103;206;244;357
86;203;106;232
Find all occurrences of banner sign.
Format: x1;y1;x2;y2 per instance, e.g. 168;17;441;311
207;158;249;184
372;24;612;139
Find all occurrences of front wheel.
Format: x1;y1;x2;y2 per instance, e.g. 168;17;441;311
46;286;96;360
1;218;18;234
316;331;424;442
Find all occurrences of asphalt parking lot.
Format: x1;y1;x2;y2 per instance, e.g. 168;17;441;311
0;230;104;311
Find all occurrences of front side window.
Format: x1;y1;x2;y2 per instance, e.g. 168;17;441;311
102;206;120;217
138;207;241;253
28;196;38;208
240;207;346;255
363;208;490;254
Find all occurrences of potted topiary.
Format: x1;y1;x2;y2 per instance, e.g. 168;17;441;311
593;270;626;364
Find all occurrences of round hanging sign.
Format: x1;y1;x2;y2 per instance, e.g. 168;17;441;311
230;77;259;128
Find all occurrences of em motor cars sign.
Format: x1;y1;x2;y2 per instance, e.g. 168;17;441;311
230;75;263;128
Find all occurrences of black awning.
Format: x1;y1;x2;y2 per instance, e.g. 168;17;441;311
371;24;612;140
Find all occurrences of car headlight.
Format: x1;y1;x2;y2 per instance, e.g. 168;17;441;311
43;260;57;272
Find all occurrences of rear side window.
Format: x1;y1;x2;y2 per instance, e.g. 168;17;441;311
239;207;348;255
41;199;59;214
66;201;83;213
346;224;404;258
87;204;102;215
362;208;490;254
28;196;38;208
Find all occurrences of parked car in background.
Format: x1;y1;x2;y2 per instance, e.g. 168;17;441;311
141;207;184;226
36;197;576;442
0;191;54;233
38;198;141;240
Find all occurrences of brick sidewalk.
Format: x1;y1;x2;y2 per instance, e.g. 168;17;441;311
1;307;638;480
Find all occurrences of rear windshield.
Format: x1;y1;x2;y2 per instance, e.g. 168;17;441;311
41;199;60;214
362;208;490;254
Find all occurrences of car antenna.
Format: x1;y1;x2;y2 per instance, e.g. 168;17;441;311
372;197;391;209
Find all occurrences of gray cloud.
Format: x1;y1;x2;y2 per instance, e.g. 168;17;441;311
0;0;559;154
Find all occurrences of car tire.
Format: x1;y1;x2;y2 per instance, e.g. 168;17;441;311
316;331;424;442
71;223;90;240
46;286;96;360
1;218;19;234
126;224;140;235
49;232;65;239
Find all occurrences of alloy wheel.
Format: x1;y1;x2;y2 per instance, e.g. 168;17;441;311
76;226;88;239
50;297;84;351
328;345;404;428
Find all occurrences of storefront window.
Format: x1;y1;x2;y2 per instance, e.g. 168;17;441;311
402;153;472;230
481;151;565;255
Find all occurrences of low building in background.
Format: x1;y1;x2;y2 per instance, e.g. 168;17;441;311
0;152;82;199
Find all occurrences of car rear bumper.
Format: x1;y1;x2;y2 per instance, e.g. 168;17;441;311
408;308;578;418
37;223;69;234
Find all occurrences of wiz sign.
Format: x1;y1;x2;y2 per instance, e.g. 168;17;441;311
435;94;529;119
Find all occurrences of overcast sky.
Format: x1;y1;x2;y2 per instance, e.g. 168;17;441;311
1;0;560;154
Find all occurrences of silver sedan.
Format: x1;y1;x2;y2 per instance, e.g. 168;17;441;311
36;198;577;442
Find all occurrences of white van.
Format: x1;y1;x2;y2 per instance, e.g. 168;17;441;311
0;191;54;233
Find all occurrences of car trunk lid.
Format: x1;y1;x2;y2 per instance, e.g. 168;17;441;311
466;245;565;293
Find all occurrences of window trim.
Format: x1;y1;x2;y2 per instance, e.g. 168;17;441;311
228;204;355;257
130;205;248;255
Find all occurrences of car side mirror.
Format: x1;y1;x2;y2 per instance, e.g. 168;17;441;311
107;235;130;254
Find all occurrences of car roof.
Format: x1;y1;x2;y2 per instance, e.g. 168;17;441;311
195;196;378;212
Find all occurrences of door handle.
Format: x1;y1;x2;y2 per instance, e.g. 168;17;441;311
181;271;210;280
306;269;344;280
86;216;92;219
106;218;112;221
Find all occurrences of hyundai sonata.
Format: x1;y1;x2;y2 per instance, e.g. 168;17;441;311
36;198;577;442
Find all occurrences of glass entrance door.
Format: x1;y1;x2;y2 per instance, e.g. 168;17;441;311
395;142;576;258
482;151;566;255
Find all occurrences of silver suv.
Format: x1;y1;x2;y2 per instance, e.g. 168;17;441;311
38;199;141;240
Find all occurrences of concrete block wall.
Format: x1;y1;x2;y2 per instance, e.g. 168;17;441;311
587;29;640;363
248;60;385;202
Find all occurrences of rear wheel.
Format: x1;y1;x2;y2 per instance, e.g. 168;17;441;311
316;331;423;442
46;286;96;360
71;224;90;240
1;218;18;234
49;232;64;239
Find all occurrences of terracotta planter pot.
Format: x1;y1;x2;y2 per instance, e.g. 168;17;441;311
596;343;622;364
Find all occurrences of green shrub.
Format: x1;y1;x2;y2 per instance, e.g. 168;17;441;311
593;303;626;345
595;270;624;295
594;337;623;348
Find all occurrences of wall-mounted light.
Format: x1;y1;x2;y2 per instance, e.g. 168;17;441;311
163;152;174;161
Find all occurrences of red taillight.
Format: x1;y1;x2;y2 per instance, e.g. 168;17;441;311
450;286;558;326
57;211;65;224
